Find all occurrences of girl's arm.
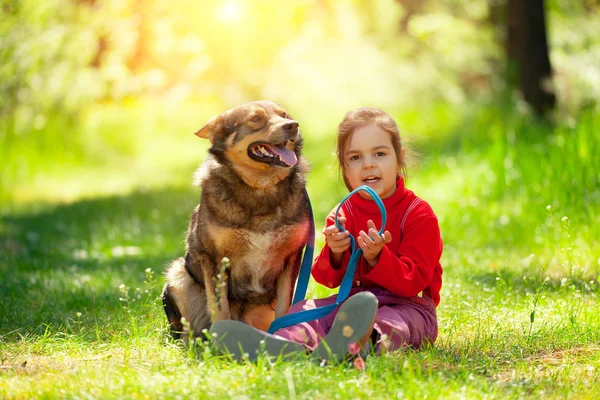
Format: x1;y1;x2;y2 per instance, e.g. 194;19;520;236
360;206;442;297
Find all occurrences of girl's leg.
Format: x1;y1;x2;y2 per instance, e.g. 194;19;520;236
272;293;340;351
210;292;378;364
372;296;437;353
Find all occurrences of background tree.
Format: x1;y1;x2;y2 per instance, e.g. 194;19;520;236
506;0;556;116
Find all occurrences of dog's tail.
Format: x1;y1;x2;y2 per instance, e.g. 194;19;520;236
162;259;185;339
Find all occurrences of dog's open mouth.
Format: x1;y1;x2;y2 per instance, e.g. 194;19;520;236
248;142;298;167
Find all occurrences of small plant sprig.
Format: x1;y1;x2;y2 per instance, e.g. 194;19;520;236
144;267;154;285
118;283;131;313
560;215;576;275
75;312;83;333
180;317;194;353
521;255;550;343
210;257;230;318
527;288;540;341
216;257;230;305
118;284;145;307
119;268;158;311
66;311;85;335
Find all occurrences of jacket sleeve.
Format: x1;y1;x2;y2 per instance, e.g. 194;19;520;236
311;206;351;289
359;205;442;297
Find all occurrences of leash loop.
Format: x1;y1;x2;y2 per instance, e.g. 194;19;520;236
268;185;386;333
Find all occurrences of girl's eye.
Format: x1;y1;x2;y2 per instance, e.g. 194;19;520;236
251;116;261;122
349;155;360;161
375;152;386;157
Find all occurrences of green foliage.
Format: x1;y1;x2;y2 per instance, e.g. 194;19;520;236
2;0;599;198
443;106;598;252
1;0;96;196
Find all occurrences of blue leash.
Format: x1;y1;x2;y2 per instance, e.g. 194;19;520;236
268;185;387;334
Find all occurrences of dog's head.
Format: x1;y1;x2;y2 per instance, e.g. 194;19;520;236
195;101;304;188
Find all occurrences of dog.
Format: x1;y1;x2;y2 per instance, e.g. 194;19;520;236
162;100;312;340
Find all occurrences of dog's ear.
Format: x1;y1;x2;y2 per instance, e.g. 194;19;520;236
195;114;225;142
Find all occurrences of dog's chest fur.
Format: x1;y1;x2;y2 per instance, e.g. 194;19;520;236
208;220;309;292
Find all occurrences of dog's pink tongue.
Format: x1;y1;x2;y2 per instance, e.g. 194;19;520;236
269;145;298;167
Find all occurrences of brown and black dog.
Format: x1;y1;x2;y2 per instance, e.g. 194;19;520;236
162;100;312;339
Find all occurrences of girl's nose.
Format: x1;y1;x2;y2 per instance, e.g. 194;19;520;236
362;156;375;169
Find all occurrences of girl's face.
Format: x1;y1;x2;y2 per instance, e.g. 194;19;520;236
343;124;404;199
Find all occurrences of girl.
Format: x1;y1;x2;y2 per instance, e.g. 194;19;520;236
210;107;443;364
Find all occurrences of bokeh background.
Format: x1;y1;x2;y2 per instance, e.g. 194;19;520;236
2;0;599;202
2;1;600;397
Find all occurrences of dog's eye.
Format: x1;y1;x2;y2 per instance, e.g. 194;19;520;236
251;116;261;122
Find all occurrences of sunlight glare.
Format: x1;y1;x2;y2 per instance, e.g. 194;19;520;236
216;0;245;23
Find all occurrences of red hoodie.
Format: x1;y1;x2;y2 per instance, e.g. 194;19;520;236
311;177;443;306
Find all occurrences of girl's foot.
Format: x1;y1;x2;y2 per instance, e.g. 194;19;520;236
311;291;378;364
209;320;306;362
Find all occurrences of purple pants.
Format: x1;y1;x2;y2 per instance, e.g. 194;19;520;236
275;287;438;353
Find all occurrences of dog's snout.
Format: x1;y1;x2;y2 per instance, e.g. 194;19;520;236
282;121;299;132
280;121;299;143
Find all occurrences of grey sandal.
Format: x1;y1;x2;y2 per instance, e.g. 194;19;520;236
209;320;306;362
311;291;378;364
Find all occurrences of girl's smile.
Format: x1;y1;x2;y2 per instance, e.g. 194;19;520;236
363;175;380;183
362;175;383;191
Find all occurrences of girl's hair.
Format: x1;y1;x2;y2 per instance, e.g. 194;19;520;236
336;107;410;191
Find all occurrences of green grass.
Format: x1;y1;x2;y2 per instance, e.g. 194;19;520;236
1;102;599;399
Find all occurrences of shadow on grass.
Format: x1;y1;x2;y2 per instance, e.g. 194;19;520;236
0;186;200;341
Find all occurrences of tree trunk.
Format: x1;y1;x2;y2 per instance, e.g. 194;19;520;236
506;0;556;116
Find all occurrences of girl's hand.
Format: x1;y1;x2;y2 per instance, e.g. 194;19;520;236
323;216;350;254
357;220;392;267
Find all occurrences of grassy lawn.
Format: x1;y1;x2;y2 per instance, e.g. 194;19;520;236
1;103;599;399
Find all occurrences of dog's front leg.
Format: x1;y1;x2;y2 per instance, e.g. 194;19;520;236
203;259;231;323
274;249;303;318
274;268;293;319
